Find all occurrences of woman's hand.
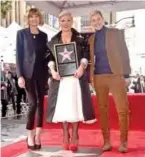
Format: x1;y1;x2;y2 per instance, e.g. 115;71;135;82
74;65;84;78
51;70;61;80
18;76;25;88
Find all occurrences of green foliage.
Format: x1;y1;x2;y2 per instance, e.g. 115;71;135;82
1;0;12;19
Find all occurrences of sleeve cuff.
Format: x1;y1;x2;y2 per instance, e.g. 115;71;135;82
48;61;55;68
80;58;88;69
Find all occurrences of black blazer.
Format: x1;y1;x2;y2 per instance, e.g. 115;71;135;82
48;28;90;81
16;28;50;79
47;28;95;122
48;28;89;65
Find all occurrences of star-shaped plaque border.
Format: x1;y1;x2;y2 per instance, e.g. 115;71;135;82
54;42;78;77
58;47;74;63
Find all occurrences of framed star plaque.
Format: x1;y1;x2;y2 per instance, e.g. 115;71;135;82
54;42;78;77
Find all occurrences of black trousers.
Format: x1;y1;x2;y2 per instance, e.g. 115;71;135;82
1;99;8;117
7;92;15;111
25;77;46;130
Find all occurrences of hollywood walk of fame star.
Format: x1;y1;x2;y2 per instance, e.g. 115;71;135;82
59;47;73;62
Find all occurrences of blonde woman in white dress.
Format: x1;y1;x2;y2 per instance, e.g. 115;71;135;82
46;11;96;151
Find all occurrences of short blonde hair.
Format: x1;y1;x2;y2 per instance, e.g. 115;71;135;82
58;10;73;19
90;10;103;19
27;8;44;25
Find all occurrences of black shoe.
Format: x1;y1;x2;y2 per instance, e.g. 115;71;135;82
17;114;22;119
34;135;41;150
2;114;6;118
35;144;41;150
26;138;36;150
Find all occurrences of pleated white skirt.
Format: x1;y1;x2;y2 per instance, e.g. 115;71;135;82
52;76;84;123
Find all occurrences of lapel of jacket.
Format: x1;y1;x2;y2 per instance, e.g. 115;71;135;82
49;31;61;57
88;34;95;86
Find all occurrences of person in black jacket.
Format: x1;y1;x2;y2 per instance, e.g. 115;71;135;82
1;71;8;117
16;8;51;150
47;11;96;151
13;72;26;115
132;75;145;93
7;72;17;112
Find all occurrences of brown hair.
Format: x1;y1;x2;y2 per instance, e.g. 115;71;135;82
27;8;44;25
90;10;103;19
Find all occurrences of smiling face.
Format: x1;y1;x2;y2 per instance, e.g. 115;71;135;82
59;14;73;32
27;8;43;27
28;14;40;27
90;12;104;30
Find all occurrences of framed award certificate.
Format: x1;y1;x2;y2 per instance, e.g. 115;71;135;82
54;42;78;77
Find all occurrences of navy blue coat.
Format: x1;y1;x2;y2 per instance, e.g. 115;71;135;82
16;28;50;79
